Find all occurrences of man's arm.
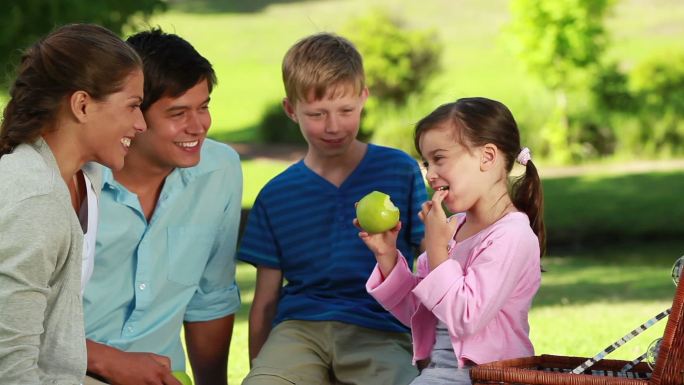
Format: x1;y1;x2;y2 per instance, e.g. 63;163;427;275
86;339;180;385
184;314;235;385
248;266;283;365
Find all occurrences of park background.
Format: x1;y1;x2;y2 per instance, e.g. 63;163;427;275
2;0;684;383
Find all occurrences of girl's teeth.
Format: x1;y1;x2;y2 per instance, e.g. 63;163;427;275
437;186;449;191
121;137;131;148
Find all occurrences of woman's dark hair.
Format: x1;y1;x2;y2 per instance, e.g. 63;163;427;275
0;23;142;156
126;28;217;112
414;97;546;256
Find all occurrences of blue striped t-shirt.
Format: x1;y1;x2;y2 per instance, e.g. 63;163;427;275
238;143;426;332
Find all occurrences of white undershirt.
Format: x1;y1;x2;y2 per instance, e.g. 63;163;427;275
78;172;99;295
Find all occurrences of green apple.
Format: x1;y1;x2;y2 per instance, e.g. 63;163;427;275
172;371;193;385
356;191;400;233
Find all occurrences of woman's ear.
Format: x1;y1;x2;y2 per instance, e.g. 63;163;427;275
282;97;297;123
480;143;498;171
69;91;90;123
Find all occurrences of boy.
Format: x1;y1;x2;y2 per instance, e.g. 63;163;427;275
83;29;241;385
239;33;426;385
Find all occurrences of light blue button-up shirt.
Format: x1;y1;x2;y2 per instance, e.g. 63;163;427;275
83;139;242;370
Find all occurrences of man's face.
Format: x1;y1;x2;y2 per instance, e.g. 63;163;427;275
130;80;211;171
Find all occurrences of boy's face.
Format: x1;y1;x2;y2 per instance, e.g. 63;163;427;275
283;85;368;159
130;80;211;171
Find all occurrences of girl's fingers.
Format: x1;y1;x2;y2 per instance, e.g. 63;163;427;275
428;190;447;219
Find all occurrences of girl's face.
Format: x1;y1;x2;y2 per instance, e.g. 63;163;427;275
85;69;147;171
419;124;486;214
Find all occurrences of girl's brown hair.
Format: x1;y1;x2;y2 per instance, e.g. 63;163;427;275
414;97;546;256
0;23;142;156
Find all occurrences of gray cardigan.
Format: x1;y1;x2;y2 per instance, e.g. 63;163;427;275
0;138;90;385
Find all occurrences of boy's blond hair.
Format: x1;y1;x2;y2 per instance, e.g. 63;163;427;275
282;33;365;105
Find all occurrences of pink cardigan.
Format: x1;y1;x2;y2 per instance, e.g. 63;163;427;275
366;212;541;367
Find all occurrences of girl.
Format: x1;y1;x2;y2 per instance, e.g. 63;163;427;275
358;97;545;385
0;24;146;384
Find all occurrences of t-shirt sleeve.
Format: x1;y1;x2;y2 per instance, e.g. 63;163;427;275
237;195;281;268
408;160;427;247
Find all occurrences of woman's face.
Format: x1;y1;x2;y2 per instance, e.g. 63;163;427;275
85;69;147;171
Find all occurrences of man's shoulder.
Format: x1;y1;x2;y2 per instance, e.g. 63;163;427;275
199;139;240;167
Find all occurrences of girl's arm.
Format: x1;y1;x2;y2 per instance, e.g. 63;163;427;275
366;250;430;326
413;227;541;337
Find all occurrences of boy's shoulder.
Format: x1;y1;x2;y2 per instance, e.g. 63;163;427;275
257;161;305;197
367;143;415;162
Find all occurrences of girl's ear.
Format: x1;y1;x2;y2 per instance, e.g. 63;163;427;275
480;143;498;171
282;97;297;123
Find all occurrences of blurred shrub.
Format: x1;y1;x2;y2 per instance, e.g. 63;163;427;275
344;9;442;106
342;9;442;151
256;100;305;144
628;52;684;156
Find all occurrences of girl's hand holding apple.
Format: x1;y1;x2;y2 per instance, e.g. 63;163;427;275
354;191;402;278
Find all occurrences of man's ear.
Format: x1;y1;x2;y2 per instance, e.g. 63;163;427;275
282;97;297;123
69;91;91;123
480;143;498;171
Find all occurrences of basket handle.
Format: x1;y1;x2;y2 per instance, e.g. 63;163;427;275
570;308;671;374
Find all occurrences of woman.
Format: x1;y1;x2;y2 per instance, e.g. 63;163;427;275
0;23;146;384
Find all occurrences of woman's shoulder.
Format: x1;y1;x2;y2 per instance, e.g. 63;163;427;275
0;143;60;207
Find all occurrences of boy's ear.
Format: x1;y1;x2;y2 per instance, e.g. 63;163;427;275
480;143;498;171
360;87;369;105
69;90;91;123
282;98;297;123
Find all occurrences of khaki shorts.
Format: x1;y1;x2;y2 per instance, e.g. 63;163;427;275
242;320;417;385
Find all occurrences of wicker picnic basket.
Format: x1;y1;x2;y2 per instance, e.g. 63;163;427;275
471;278;684;385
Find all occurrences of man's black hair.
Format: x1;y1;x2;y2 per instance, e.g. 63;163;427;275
127;28;217;111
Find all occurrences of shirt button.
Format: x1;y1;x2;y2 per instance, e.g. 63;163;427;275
139;283;146;290
126;326;133;333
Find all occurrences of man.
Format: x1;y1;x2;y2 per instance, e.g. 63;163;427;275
83;29;241;385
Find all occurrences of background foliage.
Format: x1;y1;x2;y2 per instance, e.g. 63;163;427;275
0;0;165;83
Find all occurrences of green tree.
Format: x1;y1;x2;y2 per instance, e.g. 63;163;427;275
0;0;165;82
507;0;614;162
